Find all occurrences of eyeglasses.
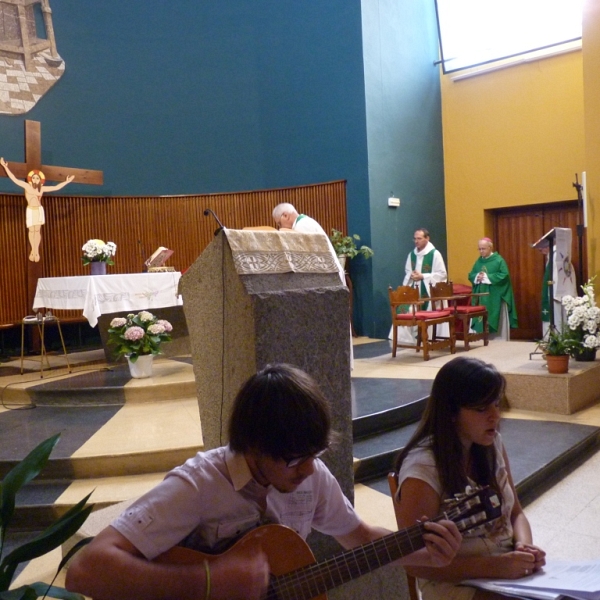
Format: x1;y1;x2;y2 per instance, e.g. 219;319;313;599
284;447;328;468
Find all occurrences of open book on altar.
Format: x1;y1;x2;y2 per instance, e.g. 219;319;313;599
145;247;174;271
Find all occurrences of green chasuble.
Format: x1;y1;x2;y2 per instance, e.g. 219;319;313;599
468;253;518;333
410;248;435;310
541;257;552;323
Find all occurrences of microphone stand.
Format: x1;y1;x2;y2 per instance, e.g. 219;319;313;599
203;209;225;236
573;173;585;290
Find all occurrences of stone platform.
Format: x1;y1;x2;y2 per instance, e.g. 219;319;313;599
364;339;600;416
504;354;600;414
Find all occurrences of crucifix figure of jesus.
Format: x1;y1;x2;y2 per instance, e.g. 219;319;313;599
0;120;103;264
1;120;103;310
1;157;74;262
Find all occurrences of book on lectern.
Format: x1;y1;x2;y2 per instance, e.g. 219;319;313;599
531;229;556;249
145;247;174;271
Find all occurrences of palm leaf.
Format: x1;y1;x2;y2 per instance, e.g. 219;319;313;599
0;435;60;532
2;493;93;568
0;581;85;600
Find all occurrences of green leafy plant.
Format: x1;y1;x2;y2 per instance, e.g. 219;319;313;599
0;434;94;600
329;229;374;260
539;326;580;356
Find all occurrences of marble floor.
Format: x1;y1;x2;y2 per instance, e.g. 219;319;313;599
3;337;600;592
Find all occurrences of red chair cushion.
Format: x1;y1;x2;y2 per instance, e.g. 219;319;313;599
394;313;417;321
415;310;452;319
453;283;472;294
456;305;486;314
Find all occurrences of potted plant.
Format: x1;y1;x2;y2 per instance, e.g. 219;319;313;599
81;239;117;276
538;327;578;374
329;229;374;269
107;311;173;378
0;433;93;600
561;277;600;361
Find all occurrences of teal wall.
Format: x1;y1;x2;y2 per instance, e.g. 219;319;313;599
0;1;369;198
361;0;447;338
0;1;446;337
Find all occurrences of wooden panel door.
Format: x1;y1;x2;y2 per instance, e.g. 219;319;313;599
494;201;585;340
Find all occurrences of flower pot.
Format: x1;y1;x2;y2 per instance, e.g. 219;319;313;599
90;261;107;276
574;348;597;362
546;354;569;374
127;354;154;378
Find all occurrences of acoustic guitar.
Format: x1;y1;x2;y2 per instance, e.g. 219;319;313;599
156;485;502;600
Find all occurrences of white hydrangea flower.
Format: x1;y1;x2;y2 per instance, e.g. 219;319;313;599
563;278;600;345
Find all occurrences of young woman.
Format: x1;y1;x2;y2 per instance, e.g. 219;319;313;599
394;356;545;600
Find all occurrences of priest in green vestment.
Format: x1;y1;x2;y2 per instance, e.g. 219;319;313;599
468;238;518;338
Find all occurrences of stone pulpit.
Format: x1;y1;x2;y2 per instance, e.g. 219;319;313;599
180;228;353;501
181;229;408;599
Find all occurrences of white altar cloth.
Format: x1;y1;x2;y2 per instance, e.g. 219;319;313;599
33;272;182;328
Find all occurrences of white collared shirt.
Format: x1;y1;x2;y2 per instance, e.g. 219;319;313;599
112;445;359;559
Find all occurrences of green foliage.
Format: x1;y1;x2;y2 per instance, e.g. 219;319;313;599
0;434;94;600
329;229;374;260
539;326;580;356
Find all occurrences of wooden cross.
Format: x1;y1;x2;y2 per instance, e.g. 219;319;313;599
1;120;104;311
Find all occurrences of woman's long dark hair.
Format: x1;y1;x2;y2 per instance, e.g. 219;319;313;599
394;356;506;498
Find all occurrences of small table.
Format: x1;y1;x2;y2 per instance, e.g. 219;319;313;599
33;272;183;328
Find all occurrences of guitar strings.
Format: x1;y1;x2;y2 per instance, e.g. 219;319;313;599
268;523;425;599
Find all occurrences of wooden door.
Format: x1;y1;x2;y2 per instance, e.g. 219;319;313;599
494;201;585;340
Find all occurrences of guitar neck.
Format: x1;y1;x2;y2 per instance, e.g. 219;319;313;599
267;522;425;600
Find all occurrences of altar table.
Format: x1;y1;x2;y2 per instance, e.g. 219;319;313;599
33;272;182;328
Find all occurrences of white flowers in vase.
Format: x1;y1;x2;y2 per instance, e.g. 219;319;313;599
82;239;117;265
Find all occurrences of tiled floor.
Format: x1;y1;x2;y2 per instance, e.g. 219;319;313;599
4;337;600;591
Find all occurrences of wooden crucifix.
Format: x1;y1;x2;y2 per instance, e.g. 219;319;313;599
0;120;104;308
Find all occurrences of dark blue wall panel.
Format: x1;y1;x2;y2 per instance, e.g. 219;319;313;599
0;1;368;198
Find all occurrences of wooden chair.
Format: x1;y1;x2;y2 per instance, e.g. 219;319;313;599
388;285;456;361
452;283;489;351
388;472;420;600
429;281;460;344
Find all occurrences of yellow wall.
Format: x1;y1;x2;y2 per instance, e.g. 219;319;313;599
442;49;585;284
583;0;600;278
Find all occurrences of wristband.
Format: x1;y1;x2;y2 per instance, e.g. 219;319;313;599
203;559;211;600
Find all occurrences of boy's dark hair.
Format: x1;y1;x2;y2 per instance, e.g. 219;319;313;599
228;363;331;460
395;356;506;497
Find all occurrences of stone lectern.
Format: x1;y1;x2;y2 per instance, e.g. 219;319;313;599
181;229;408;599
180;228;353;501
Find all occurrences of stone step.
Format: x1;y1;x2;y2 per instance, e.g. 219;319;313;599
2;355;196;406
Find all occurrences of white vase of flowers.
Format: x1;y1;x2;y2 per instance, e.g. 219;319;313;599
82;239;117;273
107;311;173;378
126;354;155;378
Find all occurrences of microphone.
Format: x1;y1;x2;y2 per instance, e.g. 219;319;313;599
203;209;225;236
